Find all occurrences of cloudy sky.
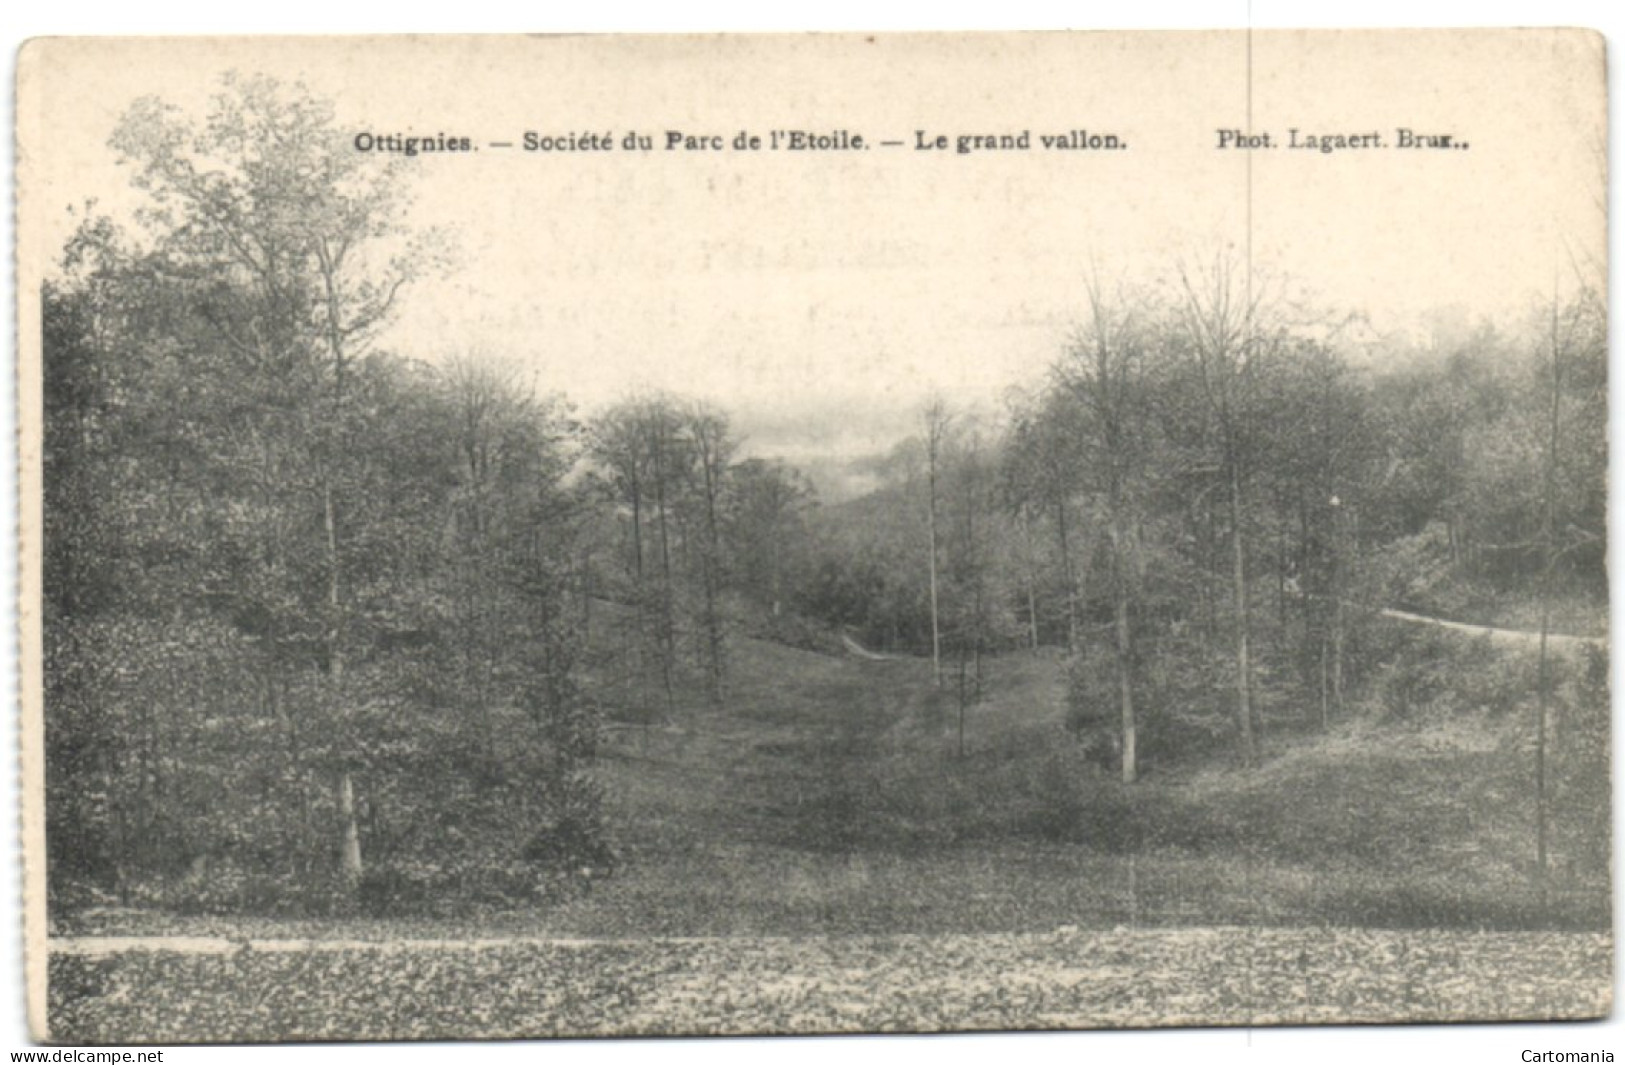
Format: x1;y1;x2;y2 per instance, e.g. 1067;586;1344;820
21;32;1605;494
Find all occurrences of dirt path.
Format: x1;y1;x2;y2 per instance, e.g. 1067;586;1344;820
48;932;797;957
1363;603;1606;652
840;633;894;661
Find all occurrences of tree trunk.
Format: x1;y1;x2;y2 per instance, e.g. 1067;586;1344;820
1056;498;1079;653
581;546;593;626
339;772;363;886
1116;582;1137;784
1023;512;1041;652
1536;603;1551;882
1534;293;1564;885
1319;637;1331;730
956;645;967;758
927;458;943;688
1230;461;1256;767
323;479;343;679
1027;577;1040;652
651;428;676;718
1276;528;1288;627
630;478;644;578
699;436;725;707
1331;595;1345;714
1330;503;1346;717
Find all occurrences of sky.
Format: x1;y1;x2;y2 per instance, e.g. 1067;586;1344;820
18;31;1606;497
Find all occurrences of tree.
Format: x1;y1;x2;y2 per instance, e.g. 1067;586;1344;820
728;458;814;619
589;393;692;719
1056;275;1160;782
684;401;735;706
438;354;545;754
1172;250;1278;767
923;399;951;688
46;75;610;914
108;72;435;887
1003;386;1086;652
1531;280;1606;882
942;422;993;757
1248;336;1377;727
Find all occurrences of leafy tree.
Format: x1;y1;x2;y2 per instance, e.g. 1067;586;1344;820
1055;276;1162;781
1170;251;1283;767
727;457;814;620
106;71;438;887
45;75;607;914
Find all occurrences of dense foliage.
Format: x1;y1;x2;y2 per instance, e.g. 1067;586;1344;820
44;77;607;914
791;271;1607;796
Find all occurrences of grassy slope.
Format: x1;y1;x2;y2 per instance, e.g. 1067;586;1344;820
566;603;1606;937
56;605;1605;940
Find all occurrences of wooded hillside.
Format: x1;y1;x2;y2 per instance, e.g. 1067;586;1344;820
44;75;1608;928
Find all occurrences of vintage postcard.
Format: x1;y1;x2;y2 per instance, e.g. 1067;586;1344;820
15;31;1609;1042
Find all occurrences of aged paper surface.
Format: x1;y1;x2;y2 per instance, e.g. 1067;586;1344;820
15;31;1609;1042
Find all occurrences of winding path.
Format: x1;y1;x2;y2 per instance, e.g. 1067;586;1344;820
840;633;894;661
1361;603;1606;652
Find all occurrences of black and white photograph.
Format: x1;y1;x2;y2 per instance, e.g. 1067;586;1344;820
11;24;1613;1050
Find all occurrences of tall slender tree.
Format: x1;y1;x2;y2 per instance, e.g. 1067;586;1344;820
923;399;952;688
1057;275;1158;782
685;401;735;707
1173;252;1275;768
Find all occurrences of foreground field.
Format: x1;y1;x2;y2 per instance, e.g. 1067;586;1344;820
48;928;1610;1042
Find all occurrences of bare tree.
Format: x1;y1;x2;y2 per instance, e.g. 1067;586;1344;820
1173;250;1276;768
685;401;734;707
1533;279;1606;883
1058;274;1157;783
1003;388;1085;653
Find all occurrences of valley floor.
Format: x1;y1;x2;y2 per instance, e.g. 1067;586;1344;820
45;617;1612;1041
